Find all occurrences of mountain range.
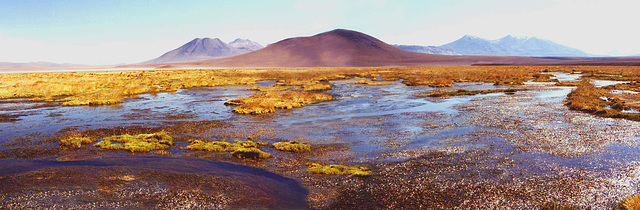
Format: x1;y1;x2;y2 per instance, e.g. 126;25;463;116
131;29;569;68
391;44;458;55
396;35;591;57
0;62;85;70
142;38;263;64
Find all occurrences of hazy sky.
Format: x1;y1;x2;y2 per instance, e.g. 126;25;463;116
1;0;638;65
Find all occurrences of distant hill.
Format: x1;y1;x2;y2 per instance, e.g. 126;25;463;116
142;38;263;64
0;61;84;70
122;29;640;68
393;45;457;55
138;29;556;68
440;35;590;57
228;38;263;52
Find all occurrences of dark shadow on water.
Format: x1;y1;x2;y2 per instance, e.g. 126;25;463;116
0;156;309;209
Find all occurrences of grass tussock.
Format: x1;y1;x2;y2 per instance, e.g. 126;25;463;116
225;91;333;115
555;81;582;86
618;194;640;210
306;163;372;176
355;79;392;85
565;81;640;121
532;74;559;82
422;88;524;98
93;140;124;150
273;140;311;152
303;82;332;91
59;132;94;148
604;81;640;92
185;140;271;160
231;147;271;160
93;132;173;153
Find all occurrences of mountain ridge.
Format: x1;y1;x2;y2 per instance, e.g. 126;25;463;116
440;35;590;57
128;29;560;68
142;38;263;64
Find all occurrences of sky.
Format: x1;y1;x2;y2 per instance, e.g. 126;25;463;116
1;0;639;65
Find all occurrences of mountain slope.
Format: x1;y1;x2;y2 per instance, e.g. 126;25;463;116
393;45;458;55
0;62;85;70
228;38;263;52
142;38;262;64
441;35;590;57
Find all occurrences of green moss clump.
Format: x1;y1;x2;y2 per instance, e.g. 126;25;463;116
306;163;372;176
60;136;94;148
235;140;270;148
231;147;271;160
93;140;124;150
185;140;233;152
185;139;271;160
94;132;173;153
273;140;311;152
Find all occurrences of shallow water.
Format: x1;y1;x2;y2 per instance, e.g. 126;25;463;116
0;156;308;209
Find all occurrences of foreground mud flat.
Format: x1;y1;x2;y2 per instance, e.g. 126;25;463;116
1;71;640;209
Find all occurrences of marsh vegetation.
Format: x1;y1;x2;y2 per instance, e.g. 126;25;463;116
3;65;640;208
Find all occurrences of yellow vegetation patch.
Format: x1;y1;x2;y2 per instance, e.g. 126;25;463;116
93;132;173;153
618;194;640;210
565;81;640;121
59;133;95;148
303;82;332;91
225;91;333;115
185;140;271;160
306;163;372;176
273;140;311;152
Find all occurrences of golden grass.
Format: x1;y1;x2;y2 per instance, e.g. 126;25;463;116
303;82;332;91
532;73;559;82
0;70;261;106
185;139;271;160
618;194;640;210
565;81;640;121
273;140;311;152
93;132;173;153
306;162;372;176
225;91;333;115
3;66;640;108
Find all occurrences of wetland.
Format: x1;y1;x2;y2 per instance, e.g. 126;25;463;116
2;66;640;209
